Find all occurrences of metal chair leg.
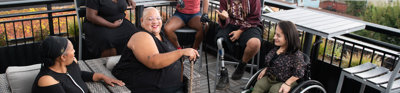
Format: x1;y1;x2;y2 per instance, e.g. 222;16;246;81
197;43;203;71
336;71;345;93
359;84;366;93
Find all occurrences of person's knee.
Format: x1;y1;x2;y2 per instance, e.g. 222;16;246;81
268;83;282;93
246;38;261;50
253;77;272;93
164;25;175;33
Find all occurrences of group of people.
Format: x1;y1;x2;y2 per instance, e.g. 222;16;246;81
31;0;307;93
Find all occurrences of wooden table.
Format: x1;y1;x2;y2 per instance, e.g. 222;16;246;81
262;8;366;56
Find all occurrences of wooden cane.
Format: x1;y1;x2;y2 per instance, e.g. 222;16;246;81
189;60;194;93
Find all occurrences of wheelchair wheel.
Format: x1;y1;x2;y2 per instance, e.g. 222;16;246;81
243;69;263;90
290;80;326;93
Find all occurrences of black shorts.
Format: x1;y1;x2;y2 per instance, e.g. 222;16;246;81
216;24;262;51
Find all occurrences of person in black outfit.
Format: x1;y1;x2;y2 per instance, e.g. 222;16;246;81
112;7;199;93
32;36;125;93
84;0;137;57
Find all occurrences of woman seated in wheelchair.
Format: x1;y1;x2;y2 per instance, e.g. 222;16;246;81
252;21;307;93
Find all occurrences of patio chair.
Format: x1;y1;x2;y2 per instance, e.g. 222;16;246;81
241;40;326;93
336;54;400;93
164;1;211;72
175;27;205;71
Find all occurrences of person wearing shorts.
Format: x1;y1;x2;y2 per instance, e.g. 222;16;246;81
215;0;262;90
164;0;209;50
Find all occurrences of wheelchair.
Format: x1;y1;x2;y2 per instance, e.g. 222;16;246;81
241;41;327;93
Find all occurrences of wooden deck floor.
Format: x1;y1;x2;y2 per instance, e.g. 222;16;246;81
189;53;253;93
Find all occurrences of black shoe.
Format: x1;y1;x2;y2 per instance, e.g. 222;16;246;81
231;61;246;80
216;67;229;90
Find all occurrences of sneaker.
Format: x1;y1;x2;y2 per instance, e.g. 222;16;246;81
216;67;229;90
231;61;246;80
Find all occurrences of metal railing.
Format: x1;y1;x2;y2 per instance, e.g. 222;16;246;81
0;1;80;73
0;0;399;79
261;0;400;69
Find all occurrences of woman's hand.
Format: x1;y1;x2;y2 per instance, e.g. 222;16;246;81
181;48;199;61
229;29;243;42
216;10;228;20
257;68;267;80
93;73;125;87
101;74;125;87
279;83;291;93
110;19;123;28
127;0;136;10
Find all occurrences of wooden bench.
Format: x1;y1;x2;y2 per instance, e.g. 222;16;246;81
336;60;400;93
78;60;114;93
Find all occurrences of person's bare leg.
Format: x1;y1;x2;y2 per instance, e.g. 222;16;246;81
188;16;207;50
231;38;261;80
101;48;117;57
164;16;185;48
242;38;261;63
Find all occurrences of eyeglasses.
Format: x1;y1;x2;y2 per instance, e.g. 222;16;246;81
147;17;162;22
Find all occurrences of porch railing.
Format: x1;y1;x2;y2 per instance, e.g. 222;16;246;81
0;0;399;92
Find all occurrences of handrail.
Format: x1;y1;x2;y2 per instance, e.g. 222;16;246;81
0;0;62;8
0;8;75;19
343;34;400;52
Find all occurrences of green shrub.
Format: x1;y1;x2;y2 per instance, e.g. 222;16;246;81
347;1;400;46
341;51;381;68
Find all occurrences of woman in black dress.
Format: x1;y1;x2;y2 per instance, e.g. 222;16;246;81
84;0;137;57
32;36;125;93
112;7;199;93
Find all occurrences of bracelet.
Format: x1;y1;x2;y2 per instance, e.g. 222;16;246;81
284;82;291;86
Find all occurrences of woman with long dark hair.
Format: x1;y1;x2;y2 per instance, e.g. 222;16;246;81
252;21;307;93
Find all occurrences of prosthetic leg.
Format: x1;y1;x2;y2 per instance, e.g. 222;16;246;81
215;38;229;90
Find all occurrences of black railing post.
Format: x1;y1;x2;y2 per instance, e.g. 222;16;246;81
312;36;321;63
348;44;355;67
135;5;144;28
47;3;54;35
3;23;9;46
303;32;313;56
